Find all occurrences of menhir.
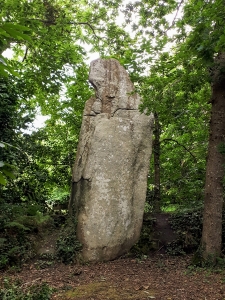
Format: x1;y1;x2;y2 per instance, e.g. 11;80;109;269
69;58;154;262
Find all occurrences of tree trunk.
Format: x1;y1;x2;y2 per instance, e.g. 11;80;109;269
201;53;225;261
153;112;161;212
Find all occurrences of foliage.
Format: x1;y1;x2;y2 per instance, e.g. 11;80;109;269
0;22;31;77
130;214;156;257
0;76;29;186
133;206;225;258
140;51;211;208
131;208;202;257
0;230;32;270
0;201;53;269
56;218;82;264
0;19;33;185
0;0;116;203
0;279;53;300
167;209;203;255
125;0;225;258
0;0;122;110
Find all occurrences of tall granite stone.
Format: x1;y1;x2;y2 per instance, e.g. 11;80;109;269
69;58;154;261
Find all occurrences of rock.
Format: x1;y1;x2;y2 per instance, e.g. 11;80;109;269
69;58;154;261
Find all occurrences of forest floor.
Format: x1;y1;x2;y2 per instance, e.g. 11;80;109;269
1;254;225;300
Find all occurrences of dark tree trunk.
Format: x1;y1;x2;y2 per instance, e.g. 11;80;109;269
153;112;161;212
202;53;225;260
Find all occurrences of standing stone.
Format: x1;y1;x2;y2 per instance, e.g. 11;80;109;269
69;58;154;261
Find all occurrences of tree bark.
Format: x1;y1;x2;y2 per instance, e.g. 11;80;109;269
201;53;225;260
153;112;161;212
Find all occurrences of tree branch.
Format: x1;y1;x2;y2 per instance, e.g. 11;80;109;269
22;47;28;62
160;138;197;162
28;18;100;39
163;0;185;34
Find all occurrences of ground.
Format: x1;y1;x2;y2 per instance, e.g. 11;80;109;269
1;254;225;299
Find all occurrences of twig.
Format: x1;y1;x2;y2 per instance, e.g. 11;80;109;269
22;47;28;62
163;0;185;34
28;18;100;40
21;278;42;288
160;138;197;162
154;245;165;254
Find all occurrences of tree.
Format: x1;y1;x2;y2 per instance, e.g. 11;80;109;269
136;49;209;210
201;53;225;260
125;0;225;260
0;20;33;185
180;0;225;261
153;112;161;212
0;0;129;203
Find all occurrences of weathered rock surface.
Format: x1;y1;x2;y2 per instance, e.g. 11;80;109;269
69;58;154;261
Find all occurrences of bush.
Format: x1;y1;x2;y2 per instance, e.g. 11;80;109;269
0;228;32;270
130;214;156;256
56;218;82;264
0;278;53;300
167;208;203;255
0;202;53;270
131;208;204;257
168;207;225;255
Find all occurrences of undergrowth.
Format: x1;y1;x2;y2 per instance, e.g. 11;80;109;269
55;217;82;264
132;206;225;268
0;202;53;270
166;208;203;255
0;278;53;300
132;208;203;257
0;200;81;269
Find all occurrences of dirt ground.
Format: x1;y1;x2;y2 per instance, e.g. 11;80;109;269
1;254;225;300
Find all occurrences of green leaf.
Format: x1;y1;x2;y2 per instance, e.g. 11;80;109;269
0;172;7;185
0;161;4;167
0;143;5;148
2;169;15;179
168;68;177;74
2;23;31;32
4;221;30;231
16;31;32;42
2;27;31;42
0;55;7;64
0;28;11;38
0;63;10;76
4;65;20;77
197;45;204;52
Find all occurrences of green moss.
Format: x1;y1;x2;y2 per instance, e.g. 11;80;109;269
57;282;156;299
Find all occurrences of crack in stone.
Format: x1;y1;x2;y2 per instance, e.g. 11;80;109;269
74;176;91;184
84;107;138;117
111;107;138;117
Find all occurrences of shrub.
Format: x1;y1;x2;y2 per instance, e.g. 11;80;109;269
0;228;32;270
0;202;53;270
56;218;82;264
0;278;53;300
167;208;203;255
